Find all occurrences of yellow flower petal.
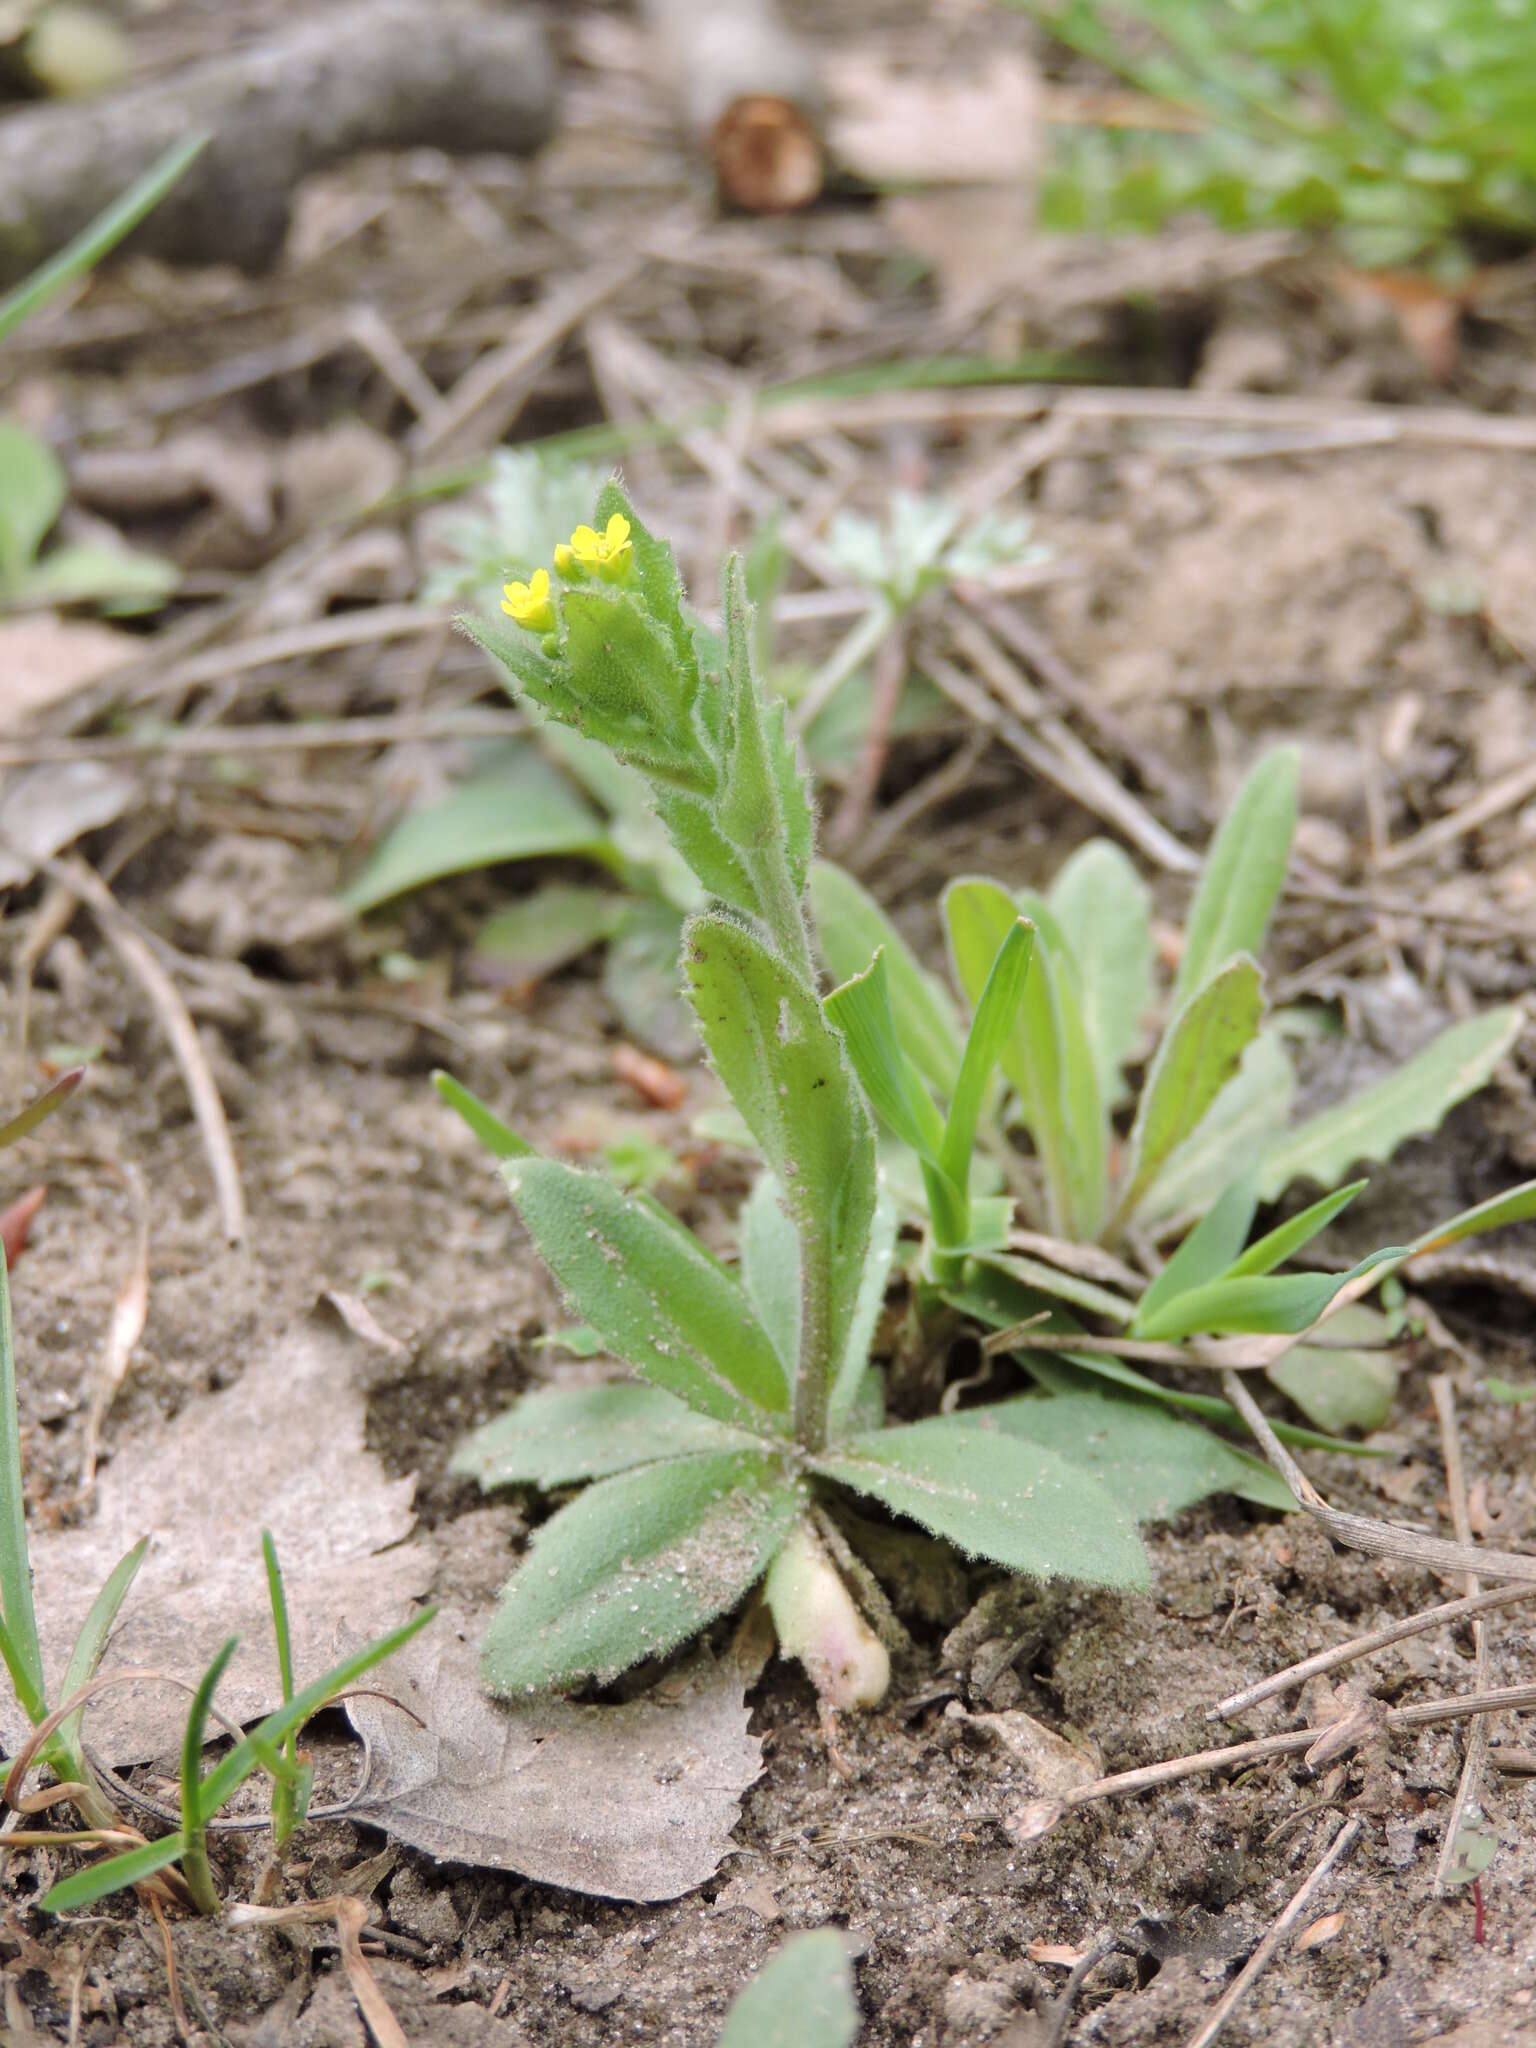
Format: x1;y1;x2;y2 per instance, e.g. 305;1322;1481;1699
500;566;556;631
603;514;631;552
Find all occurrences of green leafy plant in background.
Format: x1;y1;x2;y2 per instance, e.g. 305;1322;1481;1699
1022;0;1536;274
0;135;203;615
716;1928;859;2048
435;484;1227;1710
813;745;1528;1436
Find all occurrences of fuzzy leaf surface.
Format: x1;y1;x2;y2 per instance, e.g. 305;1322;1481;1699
684;912;876;1401
453;1384;753;1490
717;1931;859;2048
1173;746;1297;1003
716;558;813;899
482;1452;805;1693
1048;838;1154;1103
813;1416;1148;1587
810;860;965;1097
1116;956;1263;1227
1258;1007;1522;1200
506;1156;789;1425
976;1390;1293;1518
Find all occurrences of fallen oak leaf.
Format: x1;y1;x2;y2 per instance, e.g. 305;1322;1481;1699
342;1608;770;1902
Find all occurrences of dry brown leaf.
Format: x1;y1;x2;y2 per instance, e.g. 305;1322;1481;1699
344;1612;769;1902
26;1311;432;1763
1295;1910;1345;1952
0;614;135;724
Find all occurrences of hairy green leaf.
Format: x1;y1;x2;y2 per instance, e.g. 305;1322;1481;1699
453;1383;752;1489
482;1451;805;1693
717;557;814;904
506;1155;789;1424
976;1390;1293;1517
1259;1007;1523;1199
1136;1028;1294;1230
1048;838;1155;1103
945;878;1105;1239
1173;746;1297;1004
717;1930;859;2048
810;861;964;1097
1115;957;1264;1230
341;745;610;911
561;586;715;793
814;1416;1149;1587
684;912;876;1418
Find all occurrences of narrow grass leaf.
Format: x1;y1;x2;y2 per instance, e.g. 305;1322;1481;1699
1134;1251;1402;1342
1409;1175;1536;1256
975;1390;1294;1517
1048;839;1155;1103
453;1384;751;1489
41;1834;188;1915
0;424;65;583
55;1537;148;1762
1173;746;1297;1004
1116;956;1264;1229
1230;1180;1367;1277
939;918;1033;1192
506;1155;789;1424
432;1072;532;1159
717;1929;859;2048
482;1452;805;1694
1131;1175;1259;1335
0;1248;44;1720
823;949;946;1161
684;912;876;1406
341;745;612;911
0;1067;85;1151
814;1416;1149;1587
980;1251;1136;1326
1260;1007;1523;1200
810;861;964;1097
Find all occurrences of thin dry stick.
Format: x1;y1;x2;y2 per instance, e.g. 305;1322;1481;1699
1182;1817;1362;2048
336;1894;411;2048
59;857;246;1243
1429;1375;1492;1897
859;731;988;867
145;1892;190;2043
1374;757;1536;875
1211;1582;1536;1721
0;707;520;770
1217;1366;1536;1586
78;1164;151;1495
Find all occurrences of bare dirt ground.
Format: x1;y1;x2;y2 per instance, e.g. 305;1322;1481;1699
4;4;1536;2044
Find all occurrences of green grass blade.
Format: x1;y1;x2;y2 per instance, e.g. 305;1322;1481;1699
54;1537;149;1766
40;1834;188;1914
0;1068;85;1151
939;918;1033;1193
823;950;947;1162
1410;1176;1536;1256
179;1636;239;1913
261;1531;299;1845
0;1247;44;1721
1173;747;1297;1005
1131;1175;1259;1335
1134;1251;1402;1342
0;135;209;345
810;861;964;1097
1229;1180;1367;1278
431;1071;533;1159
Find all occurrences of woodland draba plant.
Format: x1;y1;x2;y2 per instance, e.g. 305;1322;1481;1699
443;485;1157;1706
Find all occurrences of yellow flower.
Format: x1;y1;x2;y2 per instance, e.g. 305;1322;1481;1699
501;566;556;632
567;513;633;582
552;542;577;576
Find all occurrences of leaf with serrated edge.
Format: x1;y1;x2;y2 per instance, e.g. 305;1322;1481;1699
506;1156;788;1425
975;1390;1293;1518
1115;956;1263;1230
483;1452;805;1693
813;1416;1148;1587
810;860;964;1097
1174;746;1297;1004
718;1930;859;2048
453;1383;752;1490
1259;1007;1522;1200
1049;839;1155;1103
684;912;876;1411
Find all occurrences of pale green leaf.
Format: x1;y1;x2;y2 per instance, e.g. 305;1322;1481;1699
20;541;178;608
1173;746;1297;1003
975;1390;1294;1518
717;1930;859;2048
433;1071;532;1159
0;1247;43;1720
475;885;628;980
341;745;612;911
453;1383;750;1488
1267;1305;1399;1435
1131;1175;1259;1336
0;423;65;584
482;1451;805;1693
1409;1175;1536;1256
56;1537;149;1760
1260;1007;1523;1200
716;556;814;898
813;1416;1149;1587
684;912;876;1406
939;917;1033;1192
830;1174;899;1427
601;902;692;1059
1136;1028;1294;1231
740;1173;800;1375
1048;838;1155;1102
506;1155;789;1424
823;948;947;1163
945;878;1105;1239
1230;1180;1366;1277
979;1250;1136;1325
1115;957;1264;1229
810;860;964;1097
1134;1251;1401;1342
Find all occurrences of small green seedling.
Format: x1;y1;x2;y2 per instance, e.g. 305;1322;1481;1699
716;1928;859;2048
440;486;1169;1707
1023;0;1536;275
